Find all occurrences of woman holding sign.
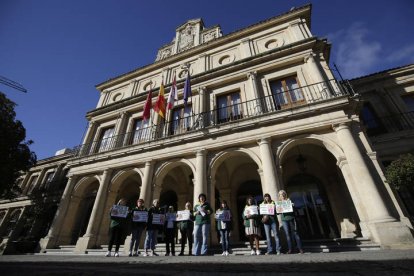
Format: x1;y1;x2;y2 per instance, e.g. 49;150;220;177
260;193;281;255
143;199;163;257
278;190;304;254
164;206;177;256
106;198;128;257
215;200;232;256
242;196;261;255
193;193;213;256
129;198;147;257
177;201;194;256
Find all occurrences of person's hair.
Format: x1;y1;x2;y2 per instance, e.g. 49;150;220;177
221;200;227;206
168;206;174;212
185;201;192;207
198;193;207;201
263;193;271;199
152;199;159;205
278;190;287;197
246;195;254;205
137;198;144;203
118;198;127;205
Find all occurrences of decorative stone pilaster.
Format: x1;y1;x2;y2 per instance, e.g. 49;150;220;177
39;176;78;251
247;71;263;115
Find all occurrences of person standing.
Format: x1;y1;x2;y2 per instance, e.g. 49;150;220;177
278;190;304;254
216;200;232;256
129;198;147;257
242;196;261;255
164;206;177;256
178;201;194;256
260;193;281;255
143;199;162;256
193;193;213;256
106;198;128;257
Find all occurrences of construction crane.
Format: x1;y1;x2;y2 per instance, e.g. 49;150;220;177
0;75;27;93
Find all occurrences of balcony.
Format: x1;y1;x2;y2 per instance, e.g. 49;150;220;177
73;79;353;158
361;111;414;137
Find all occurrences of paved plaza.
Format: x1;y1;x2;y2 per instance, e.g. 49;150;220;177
1;249;414;275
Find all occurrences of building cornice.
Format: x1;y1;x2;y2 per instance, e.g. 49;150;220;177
95;4;312;91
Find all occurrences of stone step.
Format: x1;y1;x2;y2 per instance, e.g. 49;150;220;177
41;238;380;255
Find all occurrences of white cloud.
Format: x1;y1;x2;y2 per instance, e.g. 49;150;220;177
386;44;414;64
328;22;382;79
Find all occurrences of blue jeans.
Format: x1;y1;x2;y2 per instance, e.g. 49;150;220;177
144;229;158;251
193;224;210;255
219;229;230;252
282;219;302;250
130;226;145;252
263;222;281;253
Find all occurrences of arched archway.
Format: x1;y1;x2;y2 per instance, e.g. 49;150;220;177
279;139;361;240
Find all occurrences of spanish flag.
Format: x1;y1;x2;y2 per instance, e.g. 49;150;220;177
153;82;166;118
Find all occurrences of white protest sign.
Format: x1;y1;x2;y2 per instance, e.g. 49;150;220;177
176;210;191;221
243;205;259;217
110;205;129;218
132;211;148;222
152;213;165;225
259;204;275;215
275;200;293;213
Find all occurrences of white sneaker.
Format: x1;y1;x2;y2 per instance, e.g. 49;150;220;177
105;251;111;257
250;249;256;255
142;251;148;257
225;251;229;256
256;250;262;255
221;252;225;256
114;252;119;257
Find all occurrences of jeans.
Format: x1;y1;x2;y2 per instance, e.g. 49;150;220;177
219;229;230;252
263;222;281;253
129;226;145;252
144;229;158;251
282;219;302;250
193;223;210;255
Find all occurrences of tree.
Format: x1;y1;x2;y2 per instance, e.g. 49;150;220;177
385;153;414;192
0;92;36;199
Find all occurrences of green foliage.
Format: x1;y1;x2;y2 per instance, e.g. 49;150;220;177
385;153;414;191
0;92;37;199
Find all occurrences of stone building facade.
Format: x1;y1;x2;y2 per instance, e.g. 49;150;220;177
1;5;413;254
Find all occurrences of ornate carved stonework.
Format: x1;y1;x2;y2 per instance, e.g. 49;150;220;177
202;30;217;43
178;24;195;52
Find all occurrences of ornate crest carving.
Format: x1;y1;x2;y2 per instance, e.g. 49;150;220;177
179;24;195;52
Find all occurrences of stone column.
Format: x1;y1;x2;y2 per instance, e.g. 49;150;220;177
334;123;393;222
257;138;279;198
240;38;252;58
114;112;129;147
39;176;77;250
80;121;98;156
193;149;207;205
75;169;113;253
247;72;263;115
139;161;154;205
199;87;207;128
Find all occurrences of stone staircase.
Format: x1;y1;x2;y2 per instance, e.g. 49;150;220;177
40;237;380;256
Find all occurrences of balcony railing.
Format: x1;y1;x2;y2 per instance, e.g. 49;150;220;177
73;79;352;157
362;111;414;137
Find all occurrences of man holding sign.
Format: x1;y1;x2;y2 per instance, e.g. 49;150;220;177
260;193;281;255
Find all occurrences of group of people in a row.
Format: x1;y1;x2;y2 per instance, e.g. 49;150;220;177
106;190;303;257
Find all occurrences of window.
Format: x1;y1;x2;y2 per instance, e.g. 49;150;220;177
27;175;39;194
360;103;385;136
269;76;304;110
170;105;192;135
402;94;414;112
217;91;242;123
97;127;115;152
43;171;55;190
132;119;150;144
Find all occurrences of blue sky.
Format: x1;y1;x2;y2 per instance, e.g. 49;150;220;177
1;0;413;160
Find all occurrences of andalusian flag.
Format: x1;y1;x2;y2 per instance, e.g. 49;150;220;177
153;82;166;118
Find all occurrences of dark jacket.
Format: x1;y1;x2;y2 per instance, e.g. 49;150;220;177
130;206;148;229
147;205;163;230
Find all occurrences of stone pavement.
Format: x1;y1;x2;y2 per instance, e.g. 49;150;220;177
1;249;414;275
